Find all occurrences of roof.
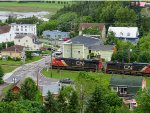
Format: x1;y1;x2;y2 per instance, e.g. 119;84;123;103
65;35;103;47
2;45;24;52
64;35;113;51
42;83;60;96
110;76;143;87
0;25;11;34
108;27;139;39
79;23;105;31
14;34;37;39
43;30;70;35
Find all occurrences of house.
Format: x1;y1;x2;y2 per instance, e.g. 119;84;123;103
0;25;15;43
110;76;146;109
11;23;37;35
14;34;43;50
108;27;139;43
79;23;106;40
0;23;37;43
42;83;61;101
62;36;114;61
110;76;146;97
42;30;70;39
1;45;25;59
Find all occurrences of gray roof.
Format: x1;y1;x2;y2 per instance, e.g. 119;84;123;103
42;83;60;96
34;41;42;44
110;76;143;87
14;33;37;39
66;36;113;51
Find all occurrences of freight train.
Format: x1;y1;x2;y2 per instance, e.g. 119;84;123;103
106;62;150;76
52;57;150;76
52;57;103;71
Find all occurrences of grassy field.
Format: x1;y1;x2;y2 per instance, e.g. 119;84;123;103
42;69;150;88
0;2;65;13
1;56;43;73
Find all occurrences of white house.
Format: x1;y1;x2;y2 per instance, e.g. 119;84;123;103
0;24;37;43
11;23;37;35
14;34;43;50
108;27;139;43
0;25;15;43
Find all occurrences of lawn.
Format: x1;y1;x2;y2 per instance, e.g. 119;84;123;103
42;69;150;88
1;56;43;73
2;84;13;94
0;2;65;12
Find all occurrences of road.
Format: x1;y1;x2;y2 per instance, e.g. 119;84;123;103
4;56;58;87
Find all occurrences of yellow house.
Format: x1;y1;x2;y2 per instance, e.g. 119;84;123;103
62;36;114;61
1;45;25;59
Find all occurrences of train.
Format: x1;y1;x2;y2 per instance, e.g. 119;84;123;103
52;57;103;71
51;58;150;76
106;62;150;76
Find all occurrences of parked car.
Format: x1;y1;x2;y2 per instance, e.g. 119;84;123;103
59;78;73;84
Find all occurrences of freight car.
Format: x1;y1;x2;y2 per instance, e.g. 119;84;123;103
52;58;103;71
106;62;150;76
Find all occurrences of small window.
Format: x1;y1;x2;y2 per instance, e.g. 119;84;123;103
120;32;123;36
26;40;28;42
112;87;118;92
25;26;27;28
127;32;130;36
78;51;80;54
18;40;20;42
25;29;27;31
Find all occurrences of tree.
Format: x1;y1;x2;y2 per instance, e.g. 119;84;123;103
134;89;150;113
3;89;20;102
44;91;58;113
114;7;137;26
57;87;68;113
85;87;109;113
20;77;37;100
82;28;101;35
68;91;79;113
0;66;4;84
105;31;117;45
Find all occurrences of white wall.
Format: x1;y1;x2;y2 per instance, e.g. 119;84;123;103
14;36;42;50
0;30;15;43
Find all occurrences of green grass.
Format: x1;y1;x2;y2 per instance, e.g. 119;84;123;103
2;84;13;94
1;66;18;74
42;69;150;88
0;60;23;66
0;2;65;12
25;56;43;64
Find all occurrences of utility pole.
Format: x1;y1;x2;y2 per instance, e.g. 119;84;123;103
128;49;132;63
36;65;39;89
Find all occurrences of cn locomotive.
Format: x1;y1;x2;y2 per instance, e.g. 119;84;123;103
51;57;150;76
52;57;103;71
106;62;150;76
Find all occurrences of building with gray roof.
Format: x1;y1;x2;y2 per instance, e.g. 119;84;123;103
62;36;114;61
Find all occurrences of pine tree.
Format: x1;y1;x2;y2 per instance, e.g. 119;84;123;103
85;87;109;113
57;89;68;113
44;91;58;113
68;91;79;113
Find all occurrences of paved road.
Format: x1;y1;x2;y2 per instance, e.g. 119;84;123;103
4;56;58;87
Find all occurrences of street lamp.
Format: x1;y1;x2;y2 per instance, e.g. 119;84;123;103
128;49;132;63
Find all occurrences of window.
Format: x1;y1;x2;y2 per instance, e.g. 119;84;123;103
18;40;20;42
25;26;27;28
26;40;28;42
25;29;27;31
120;32;123;36
112;87;118;92
78;51;80;54
127;32;130;36
119;87;127;94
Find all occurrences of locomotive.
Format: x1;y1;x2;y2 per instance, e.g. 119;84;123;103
52;57;103;71
106;62;150;76
51;57;150;76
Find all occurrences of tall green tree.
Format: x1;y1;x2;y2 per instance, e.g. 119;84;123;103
68;91;79;113
20;77;37;100
44;91;58;113
0;66;4;84
85;87;109;113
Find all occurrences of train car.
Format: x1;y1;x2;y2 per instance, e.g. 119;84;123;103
106;62;150;76
52;57;103;71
